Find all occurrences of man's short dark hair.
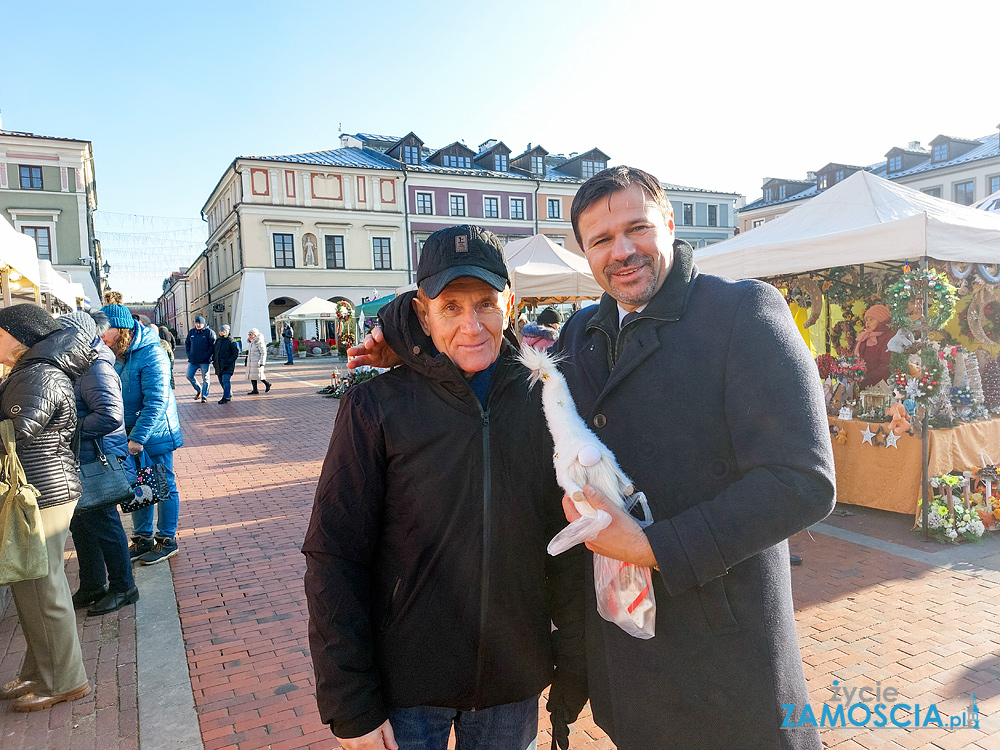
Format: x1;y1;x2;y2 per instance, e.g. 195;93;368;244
571;166;671;248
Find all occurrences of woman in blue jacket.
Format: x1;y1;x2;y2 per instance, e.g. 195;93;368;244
101;305;183;565
61;311;140;615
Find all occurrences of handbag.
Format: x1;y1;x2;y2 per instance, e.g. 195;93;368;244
0;420;48;586
76;436;135;512
121;452;169;513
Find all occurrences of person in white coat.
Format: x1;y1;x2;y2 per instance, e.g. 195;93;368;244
245;328;271;394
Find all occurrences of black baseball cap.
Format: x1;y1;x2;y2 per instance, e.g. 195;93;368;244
416;225;510;299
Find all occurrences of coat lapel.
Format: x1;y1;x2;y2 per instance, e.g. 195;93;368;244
600;324;663;397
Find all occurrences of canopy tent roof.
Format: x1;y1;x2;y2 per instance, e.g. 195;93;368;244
272;296;341;322
357;294;395;317
975;189;1000;214
696;171;1000;280
502;234;603;302
39;260;84;309
0;214;41;288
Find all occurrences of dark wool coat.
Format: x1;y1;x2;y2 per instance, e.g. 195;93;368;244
552;245;836;750
212;336;239;376
0;328;96;508
74;340;129;464
302;296;583;740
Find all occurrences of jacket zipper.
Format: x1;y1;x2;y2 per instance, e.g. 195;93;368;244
474;408;491;706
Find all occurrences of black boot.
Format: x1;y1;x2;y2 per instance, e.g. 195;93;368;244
264;381;272;393
247;380;259;395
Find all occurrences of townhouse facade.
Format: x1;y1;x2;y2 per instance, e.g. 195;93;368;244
154;269;192;336
738;127;1000;232
0;125;103;307
182;131;739;341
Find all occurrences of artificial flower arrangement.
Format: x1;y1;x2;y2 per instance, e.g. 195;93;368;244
917;473;986;543
317;367;381;399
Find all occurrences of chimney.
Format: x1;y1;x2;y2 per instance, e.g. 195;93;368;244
761;177;773;187
908;141;921;151
479;139;498;152
806;171;817;181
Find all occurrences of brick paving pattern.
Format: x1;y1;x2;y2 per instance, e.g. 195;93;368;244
2;356;1000;749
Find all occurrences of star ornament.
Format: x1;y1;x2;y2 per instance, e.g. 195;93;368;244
861;423;876;445
885;431;900;449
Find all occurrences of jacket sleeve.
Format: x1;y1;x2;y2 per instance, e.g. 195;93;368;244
645;281;836;596
302;387;389;739
185;330;193;356
79;361;125;441
128;345;171;447
2;368;60;449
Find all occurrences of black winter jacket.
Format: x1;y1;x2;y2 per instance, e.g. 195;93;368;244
302;294;580;740
552;245;836;750
185;326;215;364
74;341;129;465
0;328;96;508
212;337;239;376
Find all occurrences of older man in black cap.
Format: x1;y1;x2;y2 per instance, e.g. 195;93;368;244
303;226;582;750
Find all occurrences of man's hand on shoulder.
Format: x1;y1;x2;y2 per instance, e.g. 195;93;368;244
562;485;657;568
335;720;398;750
347;327;401;370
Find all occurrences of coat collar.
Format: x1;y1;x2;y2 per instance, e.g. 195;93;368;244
586;241;698;340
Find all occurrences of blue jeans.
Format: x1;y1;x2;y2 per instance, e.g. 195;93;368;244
388;694;538;750
187;362;210;395
284;340;294;363
70;504;135;594
131;451;180;540
218;372;232;399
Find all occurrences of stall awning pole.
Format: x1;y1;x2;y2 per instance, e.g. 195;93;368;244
920;256;930;541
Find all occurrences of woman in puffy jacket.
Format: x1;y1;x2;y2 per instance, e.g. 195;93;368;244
245;328;271;394
520;306;563;351
60;311;139;617
0;304;93;712
100;305;183;566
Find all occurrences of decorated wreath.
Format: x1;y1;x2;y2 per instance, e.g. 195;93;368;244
336;302;353;321
885;269;957;331
815;354;837;380
833;355;867;384
894;345;945;403
959;286;1000;347
831;314;859;356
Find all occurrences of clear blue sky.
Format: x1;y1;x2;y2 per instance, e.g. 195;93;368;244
5;0;998;299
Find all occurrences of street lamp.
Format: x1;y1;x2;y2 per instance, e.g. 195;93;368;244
102;261;111;277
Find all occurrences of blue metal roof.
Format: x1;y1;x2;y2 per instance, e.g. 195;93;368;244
741;184;819;212
245;147;401;170
874;134;999;179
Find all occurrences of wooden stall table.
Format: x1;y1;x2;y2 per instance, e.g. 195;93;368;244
828;416;1000;514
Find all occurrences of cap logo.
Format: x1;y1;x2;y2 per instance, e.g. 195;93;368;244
455;236;469;253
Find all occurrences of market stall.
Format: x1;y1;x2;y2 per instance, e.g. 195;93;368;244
0;215;42;307
503;234;602;308
696;171;1000;538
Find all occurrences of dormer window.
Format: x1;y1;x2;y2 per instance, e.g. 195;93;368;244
778;185;786;199
443;154;471;168
764;188;773;202
835;170;845;182
581;160;605;178
888;155;902;172
531;155;545;174
818;175;829;190
494;153;508;172
933;143;948;162
403;145;420;165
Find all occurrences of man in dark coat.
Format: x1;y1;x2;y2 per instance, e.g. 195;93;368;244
184;315;216;402
551;167;836;749
212;324;240;404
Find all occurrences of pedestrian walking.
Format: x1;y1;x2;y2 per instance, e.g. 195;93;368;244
212;324;239;404
0;304;94;711
159;326;176;389
59;311;139;616
101;304;184;565
185;316;215;402
245;328;271;394
281;322;295;365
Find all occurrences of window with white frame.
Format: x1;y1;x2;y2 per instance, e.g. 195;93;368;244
443;154;471;168
888;155;902;172
19;166;42;190
273;233;295;267
707;205;718;227
955;180;975;206
373;237;392;269
933;144;949;162
530;155;544;174
450;194;466;217
510;197;525;220
581;160;605;178
752;218;765;228
494;154;508;172
325;235;345;268
416;192;434;215
989;176;1000;194
21;227;51;261
403;145;420;165
483;196;499;219
922;187;942;198
547;198;561;219
683;203;693;225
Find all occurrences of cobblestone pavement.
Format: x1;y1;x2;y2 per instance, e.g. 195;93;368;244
2;356;1000;749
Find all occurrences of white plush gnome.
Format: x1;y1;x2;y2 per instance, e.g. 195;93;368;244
520;344;655;639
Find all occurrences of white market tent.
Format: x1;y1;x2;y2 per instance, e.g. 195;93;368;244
502;234;603;303
273;296;340;322
38;260;85;311
696;171;1000;280
975;189;1000;214
0;214;42;290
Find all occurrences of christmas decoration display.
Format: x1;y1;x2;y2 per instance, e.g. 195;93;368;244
831;314;859;356
927;349;954;426
918;474;986;543
885;268;957;331
982;355;1000;412
317;367;381;398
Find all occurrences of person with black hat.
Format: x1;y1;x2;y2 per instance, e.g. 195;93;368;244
521;306;563;351
303;226;581;750
0;304;95;711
